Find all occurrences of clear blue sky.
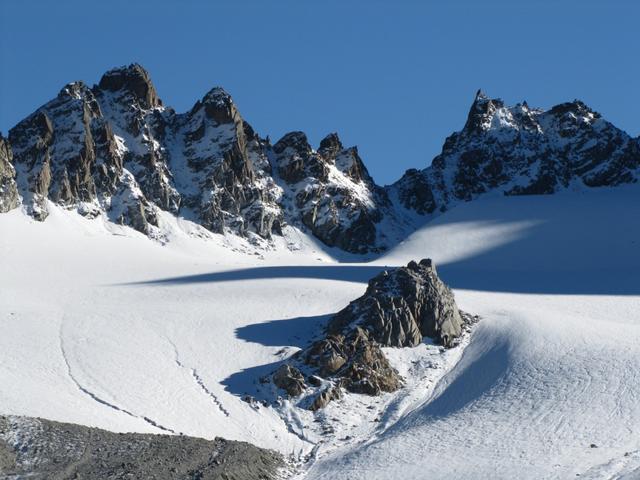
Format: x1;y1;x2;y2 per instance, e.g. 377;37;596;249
1;0;638;184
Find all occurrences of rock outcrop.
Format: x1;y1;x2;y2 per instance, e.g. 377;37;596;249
8;76;158;232
94;64;181;216
266;259;469;409
0;135;19;213
303;327;403;396
329;259;464;348
392;90;640;216
0;415;283;480
272;364;307;397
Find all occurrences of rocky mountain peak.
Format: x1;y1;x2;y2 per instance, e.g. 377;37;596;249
392;90;640;216
97;63;161;110
58;81;89;99
463;89;506;133
317;132;343;160
198;87;242;125
548;99;597;118
273;131;312;158
3;66;638;255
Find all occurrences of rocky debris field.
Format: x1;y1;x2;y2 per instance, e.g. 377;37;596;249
0;415;283;480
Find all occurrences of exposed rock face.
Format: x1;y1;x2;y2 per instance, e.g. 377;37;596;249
272;364;307;397
329;259;464;348
273;131;389;253
176;87;282;237
309;384;343;411
5;67;639;253
9;83;95;220
6;64;285;239
98;63;161;110
94;64;182;219
8;76;156;232
0;415;283;480
392;90;640;215
304;327;402;396
0;135;19;213
273;259;465;409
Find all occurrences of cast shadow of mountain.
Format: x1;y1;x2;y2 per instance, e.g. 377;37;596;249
124;249;639;296
128;265;386;286
222;313;329;400
235;313;329;349
126;189;640;295
221;359;284;402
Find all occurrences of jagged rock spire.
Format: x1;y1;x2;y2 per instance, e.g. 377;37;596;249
318;132;343;159
463;89;504;132
198;87;242;125
97;63;161;109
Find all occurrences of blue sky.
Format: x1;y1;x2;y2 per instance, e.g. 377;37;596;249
1;0;638;184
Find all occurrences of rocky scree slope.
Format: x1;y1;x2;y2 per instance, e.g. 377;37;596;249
391;90;640;215
1;66;639;252
270;259;472;410
0;415;283;480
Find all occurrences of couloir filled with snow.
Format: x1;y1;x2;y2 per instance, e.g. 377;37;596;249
1;185;639;479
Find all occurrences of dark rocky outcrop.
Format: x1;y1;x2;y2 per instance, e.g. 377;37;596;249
329;259;464;348
0;415;283;480
303;327;402;396
7;77;158;232
0;135;19;213
268;259;469;410
309;384;343;411
272;364;307;397
94;64;181;215
391;90;640;216
97;63;161;110
9;82;106;220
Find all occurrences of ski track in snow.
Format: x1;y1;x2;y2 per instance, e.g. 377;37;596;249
59;321;178;435
166;337;230;417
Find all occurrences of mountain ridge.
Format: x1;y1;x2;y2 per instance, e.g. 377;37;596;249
1;64;638;253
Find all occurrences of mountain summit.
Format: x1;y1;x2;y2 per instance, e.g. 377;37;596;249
392;91;640;216
1;68;638;252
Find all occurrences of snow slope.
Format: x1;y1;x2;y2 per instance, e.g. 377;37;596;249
304;186;640;478
1;185;639;478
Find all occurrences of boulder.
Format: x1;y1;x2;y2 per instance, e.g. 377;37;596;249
309;385;343;411
303;327;402;398
272;364;306;397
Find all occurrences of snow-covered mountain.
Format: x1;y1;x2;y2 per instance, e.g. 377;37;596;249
392;90;640;215
1;65;638;253
2;65;640;478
